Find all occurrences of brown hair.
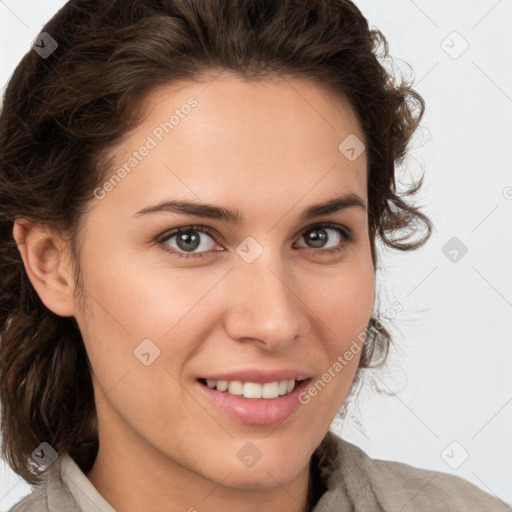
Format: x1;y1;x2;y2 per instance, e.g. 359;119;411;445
0;0;432;484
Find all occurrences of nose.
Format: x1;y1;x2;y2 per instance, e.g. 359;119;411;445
223;249;310;351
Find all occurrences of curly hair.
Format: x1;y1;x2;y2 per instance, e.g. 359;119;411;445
0;0;432;485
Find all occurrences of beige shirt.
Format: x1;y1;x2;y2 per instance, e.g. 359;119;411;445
9;431;511;511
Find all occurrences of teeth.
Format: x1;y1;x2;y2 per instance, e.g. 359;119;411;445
244;382;265;398
228;381;243;395
204;379;297;398
261;382;279;399
216;380;228;391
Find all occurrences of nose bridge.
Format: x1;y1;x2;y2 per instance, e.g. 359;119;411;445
224;242;307;348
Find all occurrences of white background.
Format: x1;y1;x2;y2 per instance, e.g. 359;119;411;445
1;0;511;510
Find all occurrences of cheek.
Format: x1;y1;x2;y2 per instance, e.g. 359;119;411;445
291;264;374;436
310;260;375;342
74;261;204;437
74;253;231;419
77;236;208;338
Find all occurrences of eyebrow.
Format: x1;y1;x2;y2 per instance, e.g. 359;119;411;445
132;193;367;224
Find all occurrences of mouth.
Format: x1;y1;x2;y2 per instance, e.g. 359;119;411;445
197;377;307;399
196;377;312;425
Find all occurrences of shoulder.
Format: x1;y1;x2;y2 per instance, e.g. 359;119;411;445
8;485;49;512
366;456;510;511
6;453;78;512
331;434;511;511
7;453;111;512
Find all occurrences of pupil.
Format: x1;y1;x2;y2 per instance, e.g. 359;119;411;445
307;228;327;248
174;228;328;252
177;231;200;251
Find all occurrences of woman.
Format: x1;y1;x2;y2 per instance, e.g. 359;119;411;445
0;0;508;511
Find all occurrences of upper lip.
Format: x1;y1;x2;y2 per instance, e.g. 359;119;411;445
198;368;312;384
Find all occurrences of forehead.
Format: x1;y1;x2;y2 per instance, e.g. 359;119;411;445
94;72;368;221
143;72;366;162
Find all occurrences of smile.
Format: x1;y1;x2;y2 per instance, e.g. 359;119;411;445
196;378;312;425
198;378;299;399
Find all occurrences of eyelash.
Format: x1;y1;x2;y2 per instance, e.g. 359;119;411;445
156;222;354;259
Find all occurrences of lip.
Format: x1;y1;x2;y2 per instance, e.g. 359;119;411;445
196;378;312;426
198;368;312;384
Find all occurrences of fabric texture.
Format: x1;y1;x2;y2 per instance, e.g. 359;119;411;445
8;431;511;512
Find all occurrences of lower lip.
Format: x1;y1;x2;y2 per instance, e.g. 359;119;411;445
196;379;311;426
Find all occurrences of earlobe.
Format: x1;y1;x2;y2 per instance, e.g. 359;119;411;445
12;218;76;317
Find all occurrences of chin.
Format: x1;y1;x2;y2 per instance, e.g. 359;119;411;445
201;448;308;489
217;463;303;489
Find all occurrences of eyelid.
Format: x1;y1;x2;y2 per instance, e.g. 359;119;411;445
296;221;353;242
156;222;354;257
157;224;221;246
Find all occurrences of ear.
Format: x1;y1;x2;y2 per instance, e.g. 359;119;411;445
12;217;77;317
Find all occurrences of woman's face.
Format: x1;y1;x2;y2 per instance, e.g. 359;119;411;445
72;73;374;500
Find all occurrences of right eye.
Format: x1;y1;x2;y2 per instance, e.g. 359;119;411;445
157;225;223;258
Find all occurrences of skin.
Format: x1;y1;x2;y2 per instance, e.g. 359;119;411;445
13;72;375;512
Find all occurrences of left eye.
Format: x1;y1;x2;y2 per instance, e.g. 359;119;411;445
295;225;348;250
158;223;351;258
